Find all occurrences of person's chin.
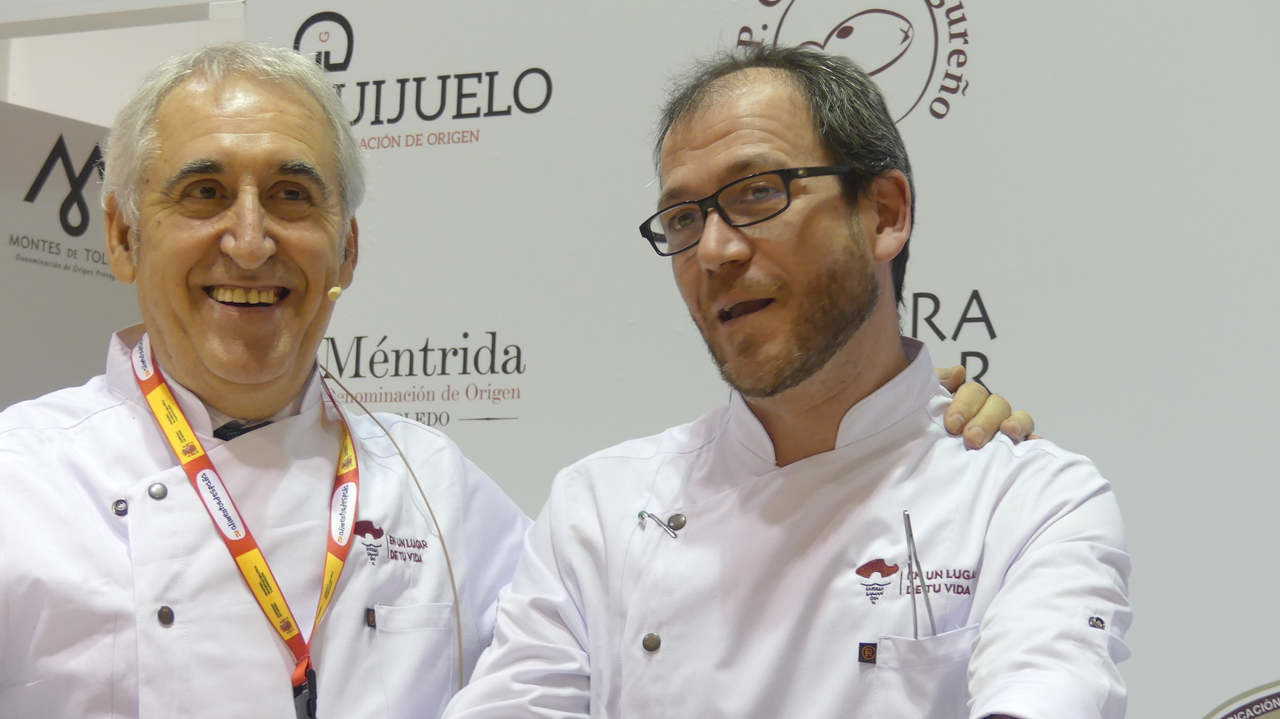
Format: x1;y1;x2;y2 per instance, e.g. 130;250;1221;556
201;349;298;388
718;353;787;397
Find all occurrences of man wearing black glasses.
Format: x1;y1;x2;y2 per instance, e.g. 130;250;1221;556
446;45;1129;719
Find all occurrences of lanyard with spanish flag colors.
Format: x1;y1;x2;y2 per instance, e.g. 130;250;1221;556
130;333;358;719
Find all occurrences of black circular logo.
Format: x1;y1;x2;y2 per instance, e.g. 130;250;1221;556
294;11;354;72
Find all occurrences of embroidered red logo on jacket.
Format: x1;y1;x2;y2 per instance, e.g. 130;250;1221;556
855;558;899;605
855;559;899;579
354;520;383;539
353;520;428;565
355;520;385;565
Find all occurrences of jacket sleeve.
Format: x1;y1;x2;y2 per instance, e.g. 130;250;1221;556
451;450;535;685
967;447;1132;719
443;469;592;718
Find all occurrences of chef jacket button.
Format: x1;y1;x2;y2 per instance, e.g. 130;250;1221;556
148;483;168;500
642;633;661;652
666;513;686;531
157;606;175;626
111;499;128;516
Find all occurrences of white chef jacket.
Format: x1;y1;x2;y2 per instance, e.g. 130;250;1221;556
445;338;1131;719
0;325;531;719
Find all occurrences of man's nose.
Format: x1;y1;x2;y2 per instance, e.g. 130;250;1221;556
220;190;275;269
694;209;752;271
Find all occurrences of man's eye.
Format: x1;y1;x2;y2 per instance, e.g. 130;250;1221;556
740;181;782;203
188;183;220;200
665;209;700;232
277;186;309;202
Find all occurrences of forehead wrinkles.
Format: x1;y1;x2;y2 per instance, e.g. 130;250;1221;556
153;75;336;172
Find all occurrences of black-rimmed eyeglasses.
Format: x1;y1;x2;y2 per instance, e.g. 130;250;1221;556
639;166;854;257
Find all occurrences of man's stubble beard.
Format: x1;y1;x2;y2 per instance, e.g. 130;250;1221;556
697;221;880;399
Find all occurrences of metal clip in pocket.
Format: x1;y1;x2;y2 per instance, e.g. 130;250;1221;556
903;510;937;639
638;510;679;538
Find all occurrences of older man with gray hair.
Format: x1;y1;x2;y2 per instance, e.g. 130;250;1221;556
0;42;529;718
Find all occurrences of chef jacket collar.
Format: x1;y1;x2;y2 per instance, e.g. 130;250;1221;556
105;324;323;442
728;337;937;465
205;380;313;431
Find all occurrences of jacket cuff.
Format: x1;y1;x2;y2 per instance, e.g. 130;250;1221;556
971;670;1102;719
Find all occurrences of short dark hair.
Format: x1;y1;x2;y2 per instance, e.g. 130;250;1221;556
655;45;914;305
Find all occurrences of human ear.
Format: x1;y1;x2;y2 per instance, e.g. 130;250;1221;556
864;170;911;263
103;194;137;284
338;217;359;288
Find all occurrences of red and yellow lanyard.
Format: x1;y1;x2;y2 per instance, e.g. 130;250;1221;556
131;334;358;716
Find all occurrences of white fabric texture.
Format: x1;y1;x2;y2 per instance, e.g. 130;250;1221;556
0;325;531;719
445;338;1131;719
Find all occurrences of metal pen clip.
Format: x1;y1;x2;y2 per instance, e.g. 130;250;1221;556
638;510;678;538
903;510;937;639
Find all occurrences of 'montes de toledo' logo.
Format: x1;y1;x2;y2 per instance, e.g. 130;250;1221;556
23;135;102;237
735;0;972;122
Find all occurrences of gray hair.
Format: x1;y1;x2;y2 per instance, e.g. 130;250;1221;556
102;41;364;228
655;45;913;305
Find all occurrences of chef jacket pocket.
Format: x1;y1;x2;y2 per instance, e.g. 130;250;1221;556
874;623;979;719
373;602;456;719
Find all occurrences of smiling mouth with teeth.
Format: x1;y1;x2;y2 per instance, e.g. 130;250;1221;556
207;287;287;307
718;298;774;322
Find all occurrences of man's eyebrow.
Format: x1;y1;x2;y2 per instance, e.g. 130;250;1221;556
723;155;780;179
162;159;223;193
658;155;783;209
160;159;331;200
277;160;331;199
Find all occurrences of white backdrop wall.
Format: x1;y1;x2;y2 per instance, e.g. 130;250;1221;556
2;2;1278;718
